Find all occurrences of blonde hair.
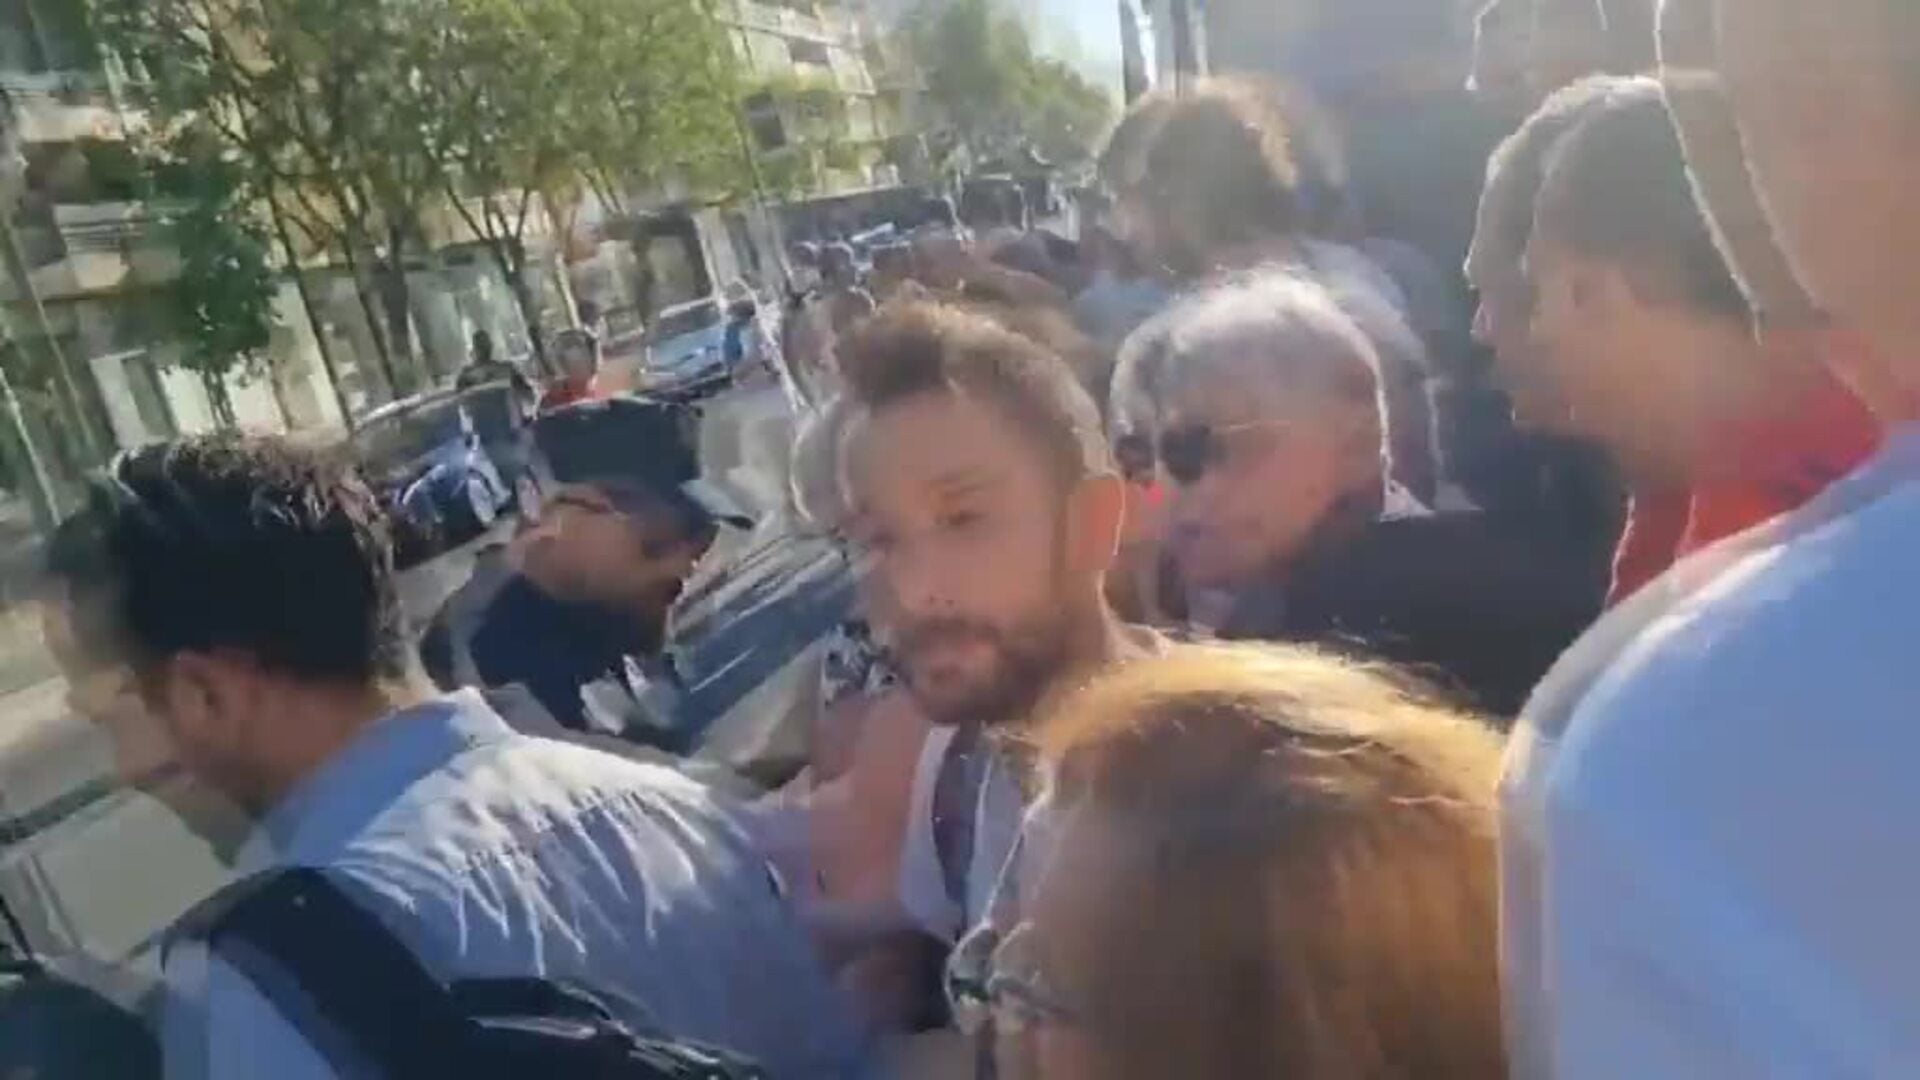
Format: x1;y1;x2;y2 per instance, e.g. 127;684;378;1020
1032;642;1506;1080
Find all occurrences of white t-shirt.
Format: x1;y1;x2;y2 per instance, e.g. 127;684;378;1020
1501;423;1920;1079
898;726;1026;942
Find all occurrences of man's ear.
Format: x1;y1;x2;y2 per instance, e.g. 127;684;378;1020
1067;472;1129;576
159;651;252;750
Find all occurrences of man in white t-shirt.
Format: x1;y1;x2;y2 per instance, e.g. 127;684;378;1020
1500;1;1920;1075
832;302;1163;1060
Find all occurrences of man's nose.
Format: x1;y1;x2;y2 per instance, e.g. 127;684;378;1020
1472;302;1495;347
866;543;956;624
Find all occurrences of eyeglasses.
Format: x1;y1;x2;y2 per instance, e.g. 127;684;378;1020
1115;420;1292;487
945;922;1085;1038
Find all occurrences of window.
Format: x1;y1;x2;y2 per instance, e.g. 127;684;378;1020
122;353;176;441
786;39;831;67
743;90;786;151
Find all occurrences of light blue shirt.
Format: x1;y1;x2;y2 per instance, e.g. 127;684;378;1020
1503;423;1920;1078
163;690;870;1079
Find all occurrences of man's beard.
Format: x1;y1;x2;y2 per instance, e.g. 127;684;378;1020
892;610;1073;730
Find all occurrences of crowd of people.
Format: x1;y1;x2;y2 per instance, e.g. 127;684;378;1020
24;0;1920;1075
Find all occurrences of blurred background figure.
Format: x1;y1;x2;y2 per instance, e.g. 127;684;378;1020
1471;0;1536;117
1113;270;1594;716
536;327;607;412
1524;76;1878;602
1102;81;1443;501
1070;222;1168;359
997;643;1506;1080
421;399;739;734
1462;78;1626;601
1502;4;1920;1076
821;241;878;340
722;280;777;385
868;242;915;304
790;240;825;294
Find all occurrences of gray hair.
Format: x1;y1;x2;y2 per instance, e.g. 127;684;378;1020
1112;269;1383;431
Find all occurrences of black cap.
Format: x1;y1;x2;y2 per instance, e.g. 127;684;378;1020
530;397;749;528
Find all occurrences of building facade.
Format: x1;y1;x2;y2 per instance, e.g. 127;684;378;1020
722;0;920;194
1;0;346;520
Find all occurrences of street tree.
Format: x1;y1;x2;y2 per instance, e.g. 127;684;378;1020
1019;57;1114;165
94;0;438;399
404;0;742;357
145;136;282;427
903;0;1033;161
902;0;1114;166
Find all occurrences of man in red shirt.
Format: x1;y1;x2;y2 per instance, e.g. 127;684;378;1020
1518;76;1878;601
538;328;609;412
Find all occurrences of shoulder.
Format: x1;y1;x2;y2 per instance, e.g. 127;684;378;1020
1538;490;1920;1066
341;735;748;884
1574;482;1920;742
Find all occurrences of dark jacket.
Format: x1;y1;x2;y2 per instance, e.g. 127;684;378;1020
1219;508;1602;719
421;565;644;732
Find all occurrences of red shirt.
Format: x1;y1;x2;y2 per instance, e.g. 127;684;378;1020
1608;491;1690;607
537;374;604;412
1607;368;1880;605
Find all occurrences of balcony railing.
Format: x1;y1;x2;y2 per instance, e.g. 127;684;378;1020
3;72;123;145
731;0;864;43
0;70;108;107
51;200;155;255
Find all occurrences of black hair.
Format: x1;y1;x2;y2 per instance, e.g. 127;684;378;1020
46;434;410;684
1474;75;1623;293
1536;77;1751;321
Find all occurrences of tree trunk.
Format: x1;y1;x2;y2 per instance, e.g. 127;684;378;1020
487;239;547;377
201;369;236;428
377;223;416;390
337;239;402;403
267;197;356;431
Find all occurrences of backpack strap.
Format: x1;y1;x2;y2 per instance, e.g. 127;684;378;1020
199;867;479;1078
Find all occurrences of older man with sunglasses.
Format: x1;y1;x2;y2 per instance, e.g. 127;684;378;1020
1113;269;1597;716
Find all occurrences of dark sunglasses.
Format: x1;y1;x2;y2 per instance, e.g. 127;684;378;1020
1115;421;1291;487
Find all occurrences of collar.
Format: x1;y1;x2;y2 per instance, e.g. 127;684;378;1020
237;690;513;874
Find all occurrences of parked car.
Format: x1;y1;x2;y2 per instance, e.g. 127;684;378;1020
352;385;521;565
640;297;733;403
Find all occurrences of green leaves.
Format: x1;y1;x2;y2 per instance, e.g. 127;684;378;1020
901;0;1112;164
92;0;746;257
411;0;742;222
147;135;281;388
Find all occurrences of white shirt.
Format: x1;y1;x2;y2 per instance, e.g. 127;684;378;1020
1502;423;1920;1079
897;727;1025;942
